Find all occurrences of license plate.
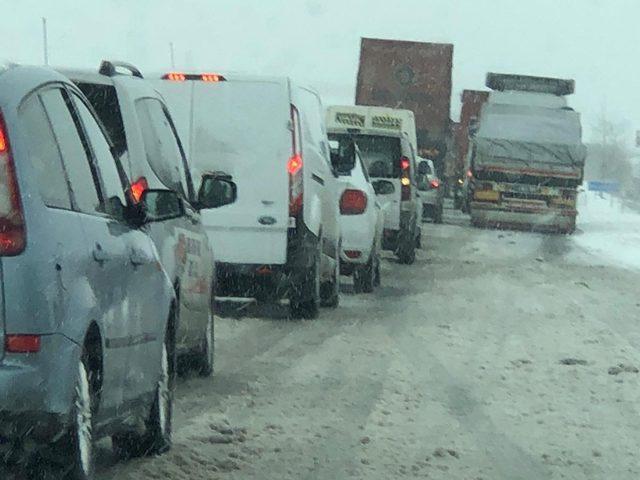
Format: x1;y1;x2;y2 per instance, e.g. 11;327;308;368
474;190;500;201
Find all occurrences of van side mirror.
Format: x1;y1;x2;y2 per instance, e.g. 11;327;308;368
197;173;237;209
140;189;185;223
417;161;431;176
329;138;356;175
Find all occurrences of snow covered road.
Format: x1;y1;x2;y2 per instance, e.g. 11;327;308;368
95;194;640;480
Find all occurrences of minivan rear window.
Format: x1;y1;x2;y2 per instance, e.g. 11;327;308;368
76;83;127;158
329;133;400;178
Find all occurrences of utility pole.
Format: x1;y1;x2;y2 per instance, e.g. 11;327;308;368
169;42;175;69
42;17;49;65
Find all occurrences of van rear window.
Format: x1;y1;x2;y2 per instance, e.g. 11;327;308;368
329;133;400;178
76;83;127;158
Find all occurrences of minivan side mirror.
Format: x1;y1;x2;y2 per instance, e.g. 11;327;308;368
197;173;237;209
140;189;185;223
330;139;357;175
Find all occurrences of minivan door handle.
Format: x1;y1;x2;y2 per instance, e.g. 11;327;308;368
92;244;110;264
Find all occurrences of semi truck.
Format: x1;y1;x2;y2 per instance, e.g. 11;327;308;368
355;37;453;178
464;73;586;233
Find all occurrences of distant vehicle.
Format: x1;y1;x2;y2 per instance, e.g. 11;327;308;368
453;90;489;209
416;157;444;223
355;37;453;178
328;137;384;292
327;105;421;264
466;73;586;233
62;61;218;376
0;64;179;478
154;72;341;318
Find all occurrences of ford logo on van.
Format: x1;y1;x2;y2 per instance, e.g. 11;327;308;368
258;216;277;225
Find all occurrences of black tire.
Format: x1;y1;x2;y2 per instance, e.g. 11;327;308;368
353;256;375;293
195;309;214;377
112;329;175;459
320;256;340;308
62;358;95;480
396;234;416;265
434;205;443;224
290;243;321;319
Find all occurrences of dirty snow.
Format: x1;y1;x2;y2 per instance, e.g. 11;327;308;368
91;198;640;480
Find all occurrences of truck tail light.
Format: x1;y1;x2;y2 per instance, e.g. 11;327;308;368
289;105;303;218
400;156;411;201
0;111;26;256
340;189;367;215
6;334;41;353
129;176;148;204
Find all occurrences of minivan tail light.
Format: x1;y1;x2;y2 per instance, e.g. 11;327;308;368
289;105;303;218
340;189;367;215
6;334;41;353
130;176;149;204
0;111;25;256
400;156;411;201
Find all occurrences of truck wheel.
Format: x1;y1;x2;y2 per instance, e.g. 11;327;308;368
353;256;375;293
290;244;321;319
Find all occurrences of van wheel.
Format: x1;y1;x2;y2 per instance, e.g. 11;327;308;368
60;357;94;480
354;256;375;293
397;235;416;265
196;310;214;377
290;245;320;319
112;333;174;458
374;259;381;287
320;250;340;308
434;205;443;224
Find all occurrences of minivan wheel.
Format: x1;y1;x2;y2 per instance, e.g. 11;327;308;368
320;254;340;308
353;256;375;293
290;245;321;319
396;235;416;265
65;358;94;480
112;338;174;459
196;310;214;377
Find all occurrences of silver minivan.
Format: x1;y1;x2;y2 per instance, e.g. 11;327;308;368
0;64;179;479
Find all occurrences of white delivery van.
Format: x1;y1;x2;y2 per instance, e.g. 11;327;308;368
154;72;341;318
327;105;421;264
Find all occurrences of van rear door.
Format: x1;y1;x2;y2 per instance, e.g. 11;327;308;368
162;79;291;265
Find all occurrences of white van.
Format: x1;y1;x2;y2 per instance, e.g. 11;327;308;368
327;105;421;264
154;73;341;318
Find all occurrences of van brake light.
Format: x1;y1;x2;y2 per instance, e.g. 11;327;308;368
0;111;25;256
289;105;303;218
162;72;226;82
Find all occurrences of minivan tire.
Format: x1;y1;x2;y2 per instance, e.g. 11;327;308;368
64;358;95;480
112;332;175;459
196;309;214;377
320;247;340;308
397;235;416;265
290;244;321;319
353;256;375;293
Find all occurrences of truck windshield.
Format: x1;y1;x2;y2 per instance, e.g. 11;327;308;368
329;133;400;178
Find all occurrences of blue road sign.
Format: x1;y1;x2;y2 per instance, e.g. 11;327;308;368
587;180;620;193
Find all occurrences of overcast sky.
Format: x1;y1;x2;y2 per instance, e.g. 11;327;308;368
7;0;640;144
